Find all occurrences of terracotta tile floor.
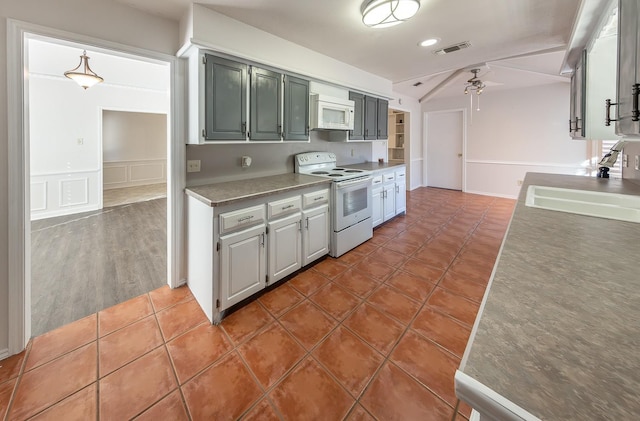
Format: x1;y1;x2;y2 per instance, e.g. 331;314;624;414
0;187;515;420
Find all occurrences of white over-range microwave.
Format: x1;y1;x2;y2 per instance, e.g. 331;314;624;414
310;94;355;130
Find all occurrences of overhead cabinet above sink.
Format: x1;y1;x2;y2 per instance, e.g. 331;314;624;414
188;52;310;144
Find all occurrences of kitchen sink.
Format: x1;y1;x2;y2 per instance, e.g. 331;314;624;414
525;185;640;223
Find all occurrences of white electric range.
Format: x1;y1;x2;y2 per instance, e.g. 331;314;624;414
295;152;373;257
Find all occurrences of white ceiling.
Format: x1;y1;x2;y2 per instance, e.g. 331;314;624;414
112;0;590;100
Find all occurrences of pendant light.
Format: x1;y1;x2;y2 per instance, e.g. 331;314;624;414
64;50;104;90
362;0;420;28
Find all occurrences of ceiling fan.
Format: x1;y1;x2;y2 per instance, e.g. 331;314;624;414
464;69;486;95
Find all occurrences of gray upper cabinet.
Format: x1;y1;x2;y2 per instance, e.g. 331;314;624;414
377;98;389;139
364;95;378;140
569;50;586;139
250;67;282;141
616;0;640;136
283;75;309;141
349;92;365;140
204;54;247;141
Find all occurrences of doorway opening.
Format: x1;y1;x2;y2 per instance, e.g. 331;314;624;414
425;109;466;191
26;36;171;336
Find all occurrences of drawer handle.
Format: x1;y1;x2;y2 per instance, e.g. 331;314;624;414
237;215;254;223
281;204;295;210
313;196;325;201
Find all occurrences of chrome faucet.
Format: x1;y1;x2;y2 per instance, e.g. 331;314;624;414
597;140;626;178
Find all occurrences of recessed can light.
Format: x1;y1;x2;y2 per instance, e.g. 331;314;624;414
419;38;439;47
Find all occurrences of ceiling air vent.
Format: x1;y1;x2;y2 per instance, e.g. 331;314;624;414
412;81;423;87
434;41;472;55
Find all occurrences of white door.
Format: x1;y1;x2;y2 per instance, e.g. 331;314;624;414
268;213;302;282
220;224;266;310
302;205;329;266
426;110;464;190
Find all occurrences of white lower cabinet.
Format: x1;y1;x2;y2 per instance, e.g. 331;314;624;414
268;212;302;283
395;167;406;215
187;185;330;324
220;223;266;310
372;175;384;228
302;204;329;266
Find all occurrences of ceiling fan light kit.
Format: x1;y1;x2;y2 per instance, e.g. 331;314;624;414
64;50;104;90
361;0;420;28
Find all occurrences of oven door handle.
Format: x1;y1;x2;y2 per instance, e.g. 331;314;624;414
335;176;372;189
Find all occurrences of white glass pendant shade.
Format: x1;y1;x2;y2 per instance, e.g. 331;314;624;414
64;50;104;90
362;0;420;28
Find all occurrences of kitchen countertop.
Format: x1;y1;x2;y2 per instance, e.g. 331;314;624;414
457;172;640;420
340;161;405;172
185;173;331;207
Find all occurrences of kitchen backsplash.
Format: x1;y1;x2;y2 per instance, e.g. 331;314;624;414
186;131;373;186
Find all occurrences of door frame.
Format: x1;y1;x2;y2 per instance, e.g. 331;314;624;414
7;19;186;354
423;108;467;191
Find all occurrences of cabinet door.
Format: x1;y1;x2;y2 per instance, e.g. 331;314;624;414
268;213;302;283
349;92;365;140
372;186;383;227
377;99;389;139
395;182;406;215
364;96;378;140
283;75;309;141
616;0;640;135
302;204;329;266
204;55;247;141
220;225;266;310
250;67;282;141
383;184;396;221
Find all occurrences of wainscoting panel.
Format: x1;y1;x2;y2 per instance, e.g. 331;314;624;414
30;170;101;220
60;178;89;207
104;165;127;185
31;181;47;211
104;159;166;190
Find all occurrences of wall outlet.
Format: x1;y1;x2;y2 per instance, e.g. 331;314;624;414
187;160;201;173
635;155;640;171
351;149;354;157
623;154;629;168
517;180;523;186
241;156;252;168
76;138;84;145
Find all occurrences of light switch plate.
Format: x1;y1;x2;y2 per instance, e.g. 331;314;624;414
622;154;628;168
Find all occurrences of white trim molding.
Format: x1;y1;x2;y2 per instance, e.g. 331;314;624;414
103;159;167;189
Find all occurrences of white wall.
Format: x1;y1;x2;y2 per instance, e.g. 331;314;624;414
0;0;178;357
103;111;167;190
422;83;591;198
389;93;422;190
28;39;170;219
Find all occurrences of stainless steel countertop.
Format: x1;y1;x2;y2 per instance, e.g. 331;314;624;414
458;173;640;419
185;173;331;207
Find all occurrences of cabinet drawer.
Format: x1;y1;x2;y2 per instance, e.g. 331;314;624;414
383;172;395;182
395;169;406;180
220;205;266;235
302;189;330;208
268;196;302;219
372;175;383;186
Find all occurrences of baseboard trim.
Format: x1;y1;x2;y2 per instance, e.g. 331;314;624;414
464;189;518;200
0;348;10;360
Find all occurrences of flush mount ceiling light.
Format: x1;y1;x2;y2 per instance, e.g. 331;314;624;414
362;0;420;28
64;50;104;90
419;38;439;47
